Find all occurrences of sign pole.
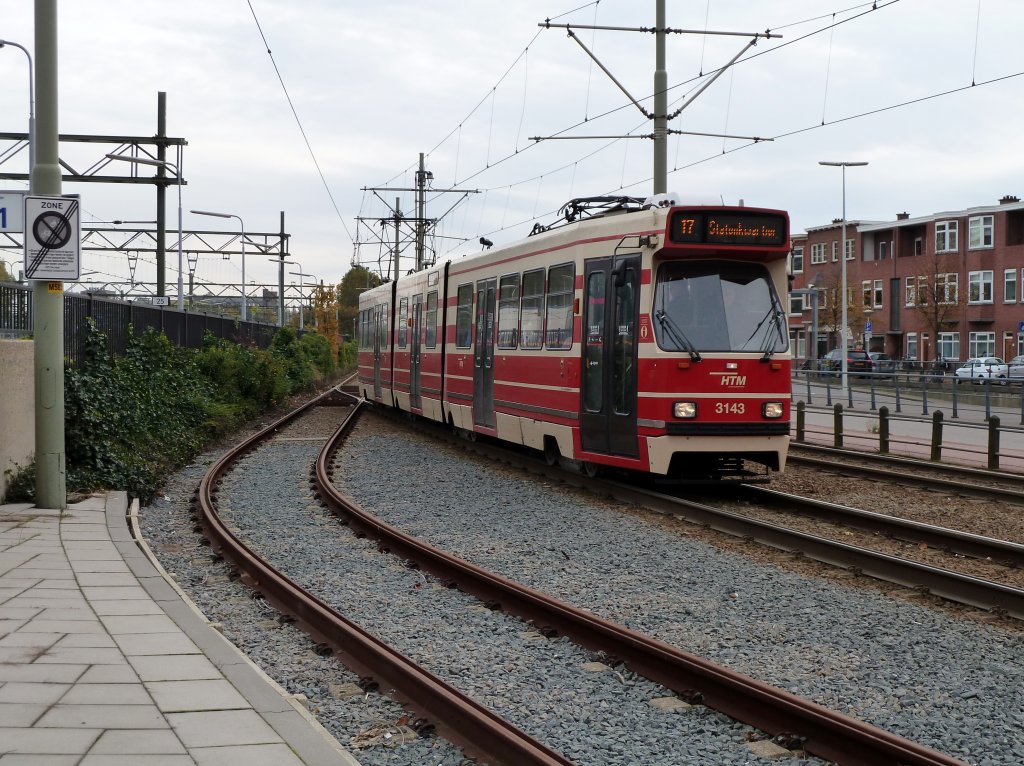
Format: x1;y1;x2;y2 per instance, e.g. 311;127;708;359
31;0;66;509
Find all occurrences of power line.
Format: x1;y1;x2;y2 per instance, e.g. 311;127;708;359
245;0;353;243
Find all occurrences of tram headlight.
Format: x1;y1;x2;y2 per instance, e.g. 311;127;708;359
762;401;784;419
673;401;697;419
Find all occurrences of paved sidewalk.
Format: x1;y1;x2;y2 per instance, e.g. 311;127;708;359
0;492;360;765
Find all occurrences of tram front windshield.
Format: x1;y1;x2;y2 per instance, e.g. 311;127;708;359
653;262;787;354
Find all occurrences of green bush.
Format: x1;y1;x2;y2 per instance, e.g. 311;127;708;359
300;331;336;377
6;321;333;505
338;339;357;372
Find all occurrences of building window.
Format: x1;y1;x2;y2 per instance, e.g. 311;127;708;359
935;220;958;253
861;281;872;308
969;215;994;249
937;332;960;362
968;270;994;304
878;241;889;260
906;332;918;361
905;276;916;306
1005;269;1017;303
936;273;958;305
914;237;924;256
845;239;855;261
810;243;827;264
789;293;805;316
791;246;804;273
969;331;996;358
873;280;883;309
831;240;838;262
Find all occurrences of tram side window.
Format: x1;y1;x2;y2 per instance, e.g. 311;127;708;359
497;274;520;349
545;263;575;350
378;303;389;349
455;284;473;348
398;297;409;349
520;269;545;349
425;292;438;348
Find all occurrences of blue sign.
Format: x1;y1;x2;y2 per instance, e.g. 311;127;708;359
864;320;873;333
1018;320;1024;334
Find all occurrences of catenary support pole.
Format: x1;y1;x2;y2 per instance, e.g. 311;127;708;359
32;0;66;509
653;0;667;194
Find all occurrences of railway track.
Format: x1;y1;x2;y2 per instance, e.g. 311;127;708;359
788;442;1024;501
189;389;971;766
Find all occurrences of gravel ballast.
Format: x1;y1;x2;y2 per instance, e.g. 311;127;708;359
140;405;1024;765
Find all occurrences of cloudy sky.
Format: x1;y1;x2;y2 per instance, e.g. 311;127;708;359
2;0;1022;296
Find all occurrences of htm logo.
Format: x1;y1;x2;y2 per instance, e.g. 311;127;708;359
715;374;746;387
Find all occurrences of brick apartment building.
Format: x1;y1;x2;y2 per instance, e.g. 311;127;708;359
788;195;1024;365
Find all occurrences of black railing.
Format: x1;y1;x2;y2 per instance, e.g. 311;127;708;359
1;282;280;366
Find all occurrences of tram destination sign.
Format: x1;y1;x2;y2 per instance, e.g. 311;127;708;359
668;209;787;247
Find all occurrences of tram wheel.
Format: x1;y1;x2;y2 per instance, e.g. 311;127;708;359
581;461;601;479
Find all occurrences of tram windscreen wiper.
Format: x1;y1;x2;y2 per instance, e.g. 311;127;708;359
655;310;702;362
740;300;786;359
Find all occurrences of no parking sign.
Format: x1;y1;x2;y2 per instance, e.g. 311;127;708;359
23;195;81;280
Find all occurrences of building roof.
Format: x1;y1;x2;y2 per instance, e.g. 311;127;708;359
857;200;1024;234
804;220;883;234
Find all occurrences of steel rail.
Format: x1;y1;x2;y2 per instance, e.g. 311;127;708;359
789;443;1024;500
319;409;968;766
733;484;1024;567
196;389;576;766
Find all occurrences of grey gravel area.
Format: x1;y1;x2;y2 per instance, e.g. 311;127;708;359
328;415;1024;766
141;407;829;766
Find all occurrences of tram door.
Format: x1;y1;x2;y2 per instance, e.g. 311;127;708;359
372;304;384;401
580;255;640;456
410;294;423;410
473;278;497;428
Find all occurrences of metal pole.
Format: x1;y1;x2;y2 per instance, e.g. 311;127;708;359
31;0;66;509
653;0;667;194
156;92;167;299
278;211;286;326
416;152;426;271
0;39;34;175
239;217;246;321
393;197;401;280
176;147;184;310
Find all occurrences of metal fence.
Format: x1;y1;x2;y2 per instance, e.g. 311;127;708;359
1;282;280;366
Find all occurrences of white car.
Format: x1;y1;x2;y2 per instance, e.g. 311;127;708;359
1008;355;1024;381
953;357;1008;383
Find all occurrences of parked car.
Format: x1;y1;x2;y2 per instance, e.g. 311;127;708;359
953;357;1008;383
1008;355;1024;381
820;348;872;376
868;352;895;375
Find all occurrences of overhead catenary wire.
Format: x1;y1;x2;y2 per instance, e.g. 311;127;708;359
245;0;353;242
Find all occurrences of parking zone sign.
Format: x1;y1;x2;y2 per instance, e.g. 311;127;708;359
23;195;81;280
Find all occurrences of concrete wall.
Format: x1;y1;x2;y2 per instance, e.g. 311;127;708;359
1;340;34;501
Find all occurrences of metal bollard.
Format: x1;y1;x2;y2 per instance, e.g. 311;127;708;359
796;400;805;443
988;416;1000;471
951;378;958;419
894;373;902;413
878;405;889;454
930;410;943;462
834;403;844;449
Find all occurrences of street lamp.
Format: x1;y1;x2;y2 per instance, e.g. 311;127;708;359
289;265;317;330
0;39;34;189
819;160;868;385
105;153;184;310
192;209;246;321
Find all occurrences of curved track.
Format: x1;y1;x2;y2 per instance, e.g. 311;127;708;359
316;405;967;766
195;388;575;766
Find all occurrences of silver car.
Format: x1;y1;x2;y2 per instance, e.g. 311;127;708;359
954;357;1008;383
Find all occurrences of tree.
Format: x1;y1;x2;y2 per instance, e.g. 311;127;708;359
813;270;867;351
907;256;963;362
337;266;382;340
0;261;12;281
312;282;341;356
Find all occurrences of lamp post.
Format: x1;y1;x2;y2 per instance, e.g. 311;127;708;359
289;265;317;330
192;210;246;321
819;160;868;386
0;39;35;188
105;154;184;310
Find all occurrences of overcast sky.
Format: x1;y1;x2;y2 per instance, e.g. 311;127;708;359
2;0;1022;295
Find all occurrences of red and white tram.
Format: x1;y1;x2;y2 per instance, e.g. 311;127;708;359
357;196;791;480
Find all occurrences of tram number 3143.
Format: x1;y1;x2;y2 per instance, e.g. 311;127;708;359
714;402;745;415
